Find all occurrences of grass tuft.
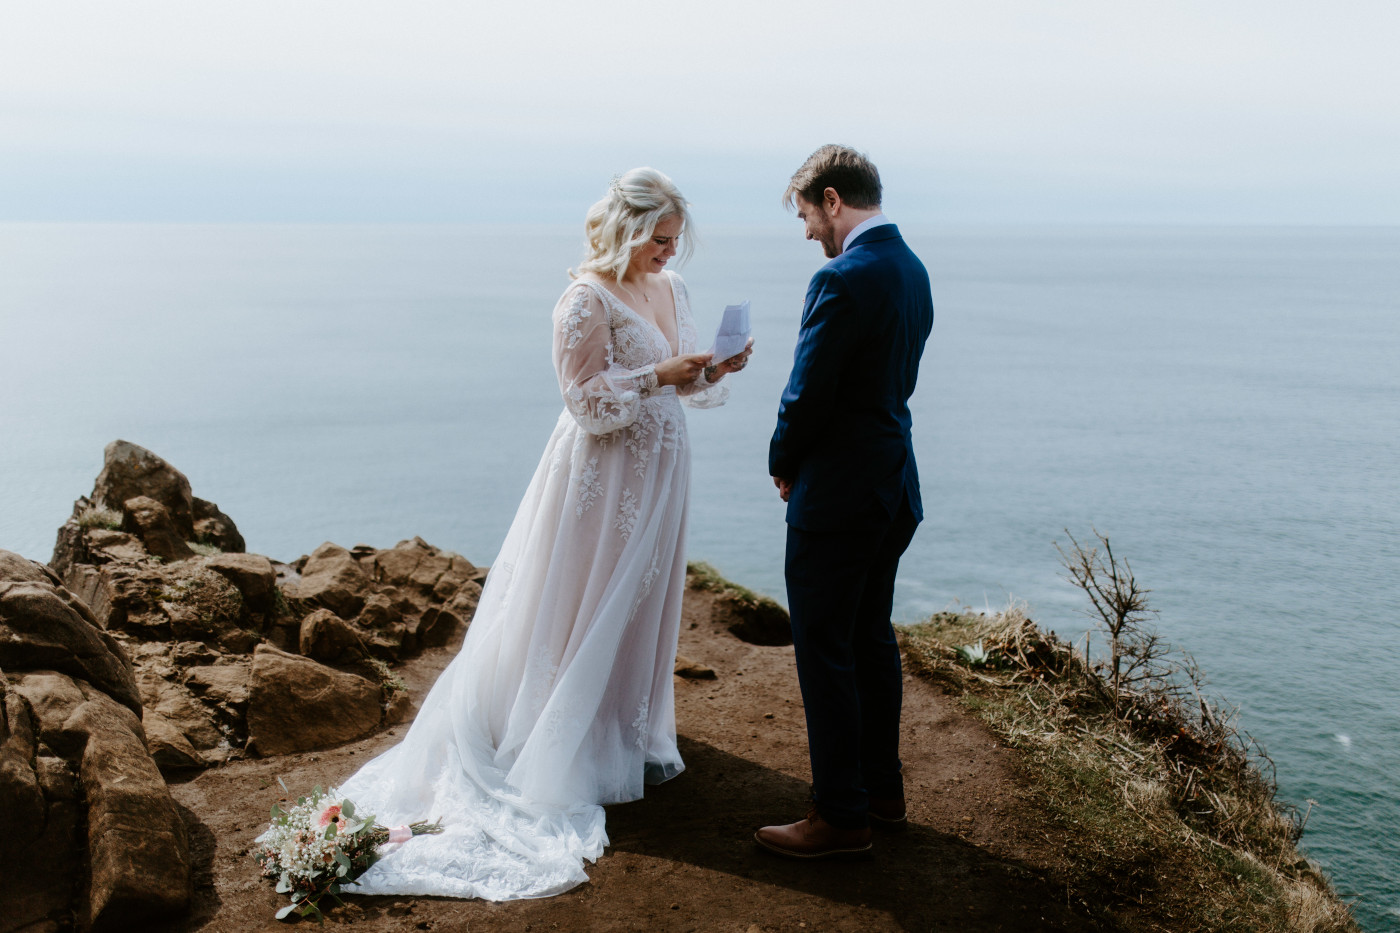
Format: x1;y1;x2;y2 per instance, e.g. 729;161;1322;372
77;505;124;530
686;561;780;611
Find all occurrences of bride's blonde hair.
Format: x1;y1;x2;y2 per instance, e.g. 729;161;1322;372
571;167;695;281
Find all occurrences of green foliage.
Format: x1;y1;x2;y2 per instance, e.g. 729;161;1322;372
365;656;406;697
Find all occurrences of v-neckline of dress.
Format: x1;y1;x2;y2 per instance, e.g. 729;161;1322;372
587;272;680;356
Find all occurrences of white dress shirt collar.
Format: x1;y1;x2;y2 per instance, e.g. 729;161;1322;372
842;212;891;253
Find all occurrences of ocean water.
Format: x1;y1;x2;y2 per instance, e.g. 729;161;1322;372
1;223;1396;929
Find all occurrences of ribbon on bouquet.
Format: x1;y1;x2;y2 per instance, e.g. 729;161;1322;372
387;825;414;844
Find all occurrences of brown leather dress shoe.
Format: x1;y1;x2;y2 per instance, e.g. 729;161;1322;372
868;796;908;829
754;809;873;859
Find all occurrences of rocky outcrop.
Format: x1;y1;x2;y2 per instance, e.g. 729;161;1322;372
282;536;483;659
51;439;245;580
38;444;482;778
246;645;382;756
0;550;190;933
92;439;199;541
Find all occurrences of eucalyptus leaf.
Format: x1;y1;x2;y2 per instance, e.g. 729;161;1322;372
341;799;356;819
275;904;297;920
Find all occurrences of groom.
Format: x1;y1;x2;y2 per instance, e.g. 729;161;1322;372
757;145;934;858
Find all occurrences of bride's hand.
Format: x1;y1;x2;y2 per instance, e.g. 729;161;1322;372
713;338;754;378
655;352;713;386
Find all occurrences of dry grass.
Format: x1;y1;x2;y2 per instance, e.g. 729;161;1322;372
76;505;123;530
901;606;1359;933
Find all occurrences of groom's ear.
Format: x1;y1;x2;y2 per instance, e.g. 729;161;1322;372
821;186;842;215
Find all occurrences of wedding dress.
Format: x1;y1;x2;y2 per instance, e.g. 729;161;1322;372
338;270;727;900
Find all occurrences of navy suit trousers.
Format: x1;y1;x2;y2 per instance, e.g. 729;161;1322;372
784;500;919;829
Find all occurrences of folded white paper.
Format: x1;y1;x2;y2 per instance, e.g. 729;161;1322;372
709;300;751;364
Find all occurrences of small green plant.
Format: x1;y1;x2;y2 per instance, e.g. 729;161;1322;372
188;541;222;557
956;640;993;667
77;505;123;531
365;657;406;697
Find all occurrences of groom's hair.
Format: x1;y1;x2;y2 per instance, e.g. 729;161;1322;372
784;145;882;212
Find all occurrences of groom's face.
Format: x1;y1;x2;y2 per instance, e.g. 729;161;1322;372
794;195;840;259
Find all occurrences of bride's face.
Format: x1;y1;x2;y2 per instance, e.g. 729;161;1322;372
630;215;682;274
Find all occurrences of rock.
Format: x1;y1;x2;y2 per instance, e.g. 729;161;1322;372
122;496;196;563
0;550;141;715
674;655;718;680
0;675;81;933
384;690;414;725
9;753;82;932
0;674;45;843
246;644;381;756
142;709;206;772
11;671;89;758
11;672;191;931
67;681;191;929
93;440;196;540
136;673;222;750
83;529;149;565
203;553;275;609
183;661;251;710
192;496;245;553
62;563;119;629
355;592;403;632
149;563;246;643
299;608;369;664
284;543;368;619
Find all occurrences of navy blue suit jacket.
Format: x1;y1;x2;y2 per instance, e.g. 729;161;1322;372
769;224;934;531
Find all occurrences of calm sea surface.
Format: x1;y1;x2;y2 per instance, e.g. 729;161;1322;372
1;223;1396;929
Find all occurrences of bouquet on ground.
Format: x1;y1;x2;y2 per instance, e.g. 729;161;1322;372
254;783;442;922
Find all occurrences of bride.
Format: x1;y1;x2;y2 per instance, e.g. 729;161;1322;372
338;168;752;900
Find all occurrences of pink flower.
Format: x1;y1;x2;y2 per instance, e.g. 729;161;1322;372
317;804;342;828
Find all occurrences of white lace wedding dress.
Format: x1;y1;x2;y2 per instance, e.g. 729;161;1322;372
338;271;727;900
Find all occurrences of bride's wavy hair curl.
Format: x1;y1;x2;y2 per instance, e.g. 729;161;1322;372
571;167;695;281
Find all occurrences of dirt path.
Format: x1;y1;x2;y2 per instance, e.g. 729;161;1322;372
159;586;1105;933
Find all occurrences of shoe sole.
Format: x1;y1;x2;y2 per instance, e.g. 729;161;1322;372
869;813;908;831
753;832;874;860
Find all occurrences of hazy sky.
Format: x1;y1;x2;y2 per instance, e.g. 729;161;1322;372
2;1;1397;224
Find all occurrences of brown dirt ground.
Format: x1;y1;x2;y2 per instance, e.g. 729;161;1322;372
155;584;1111;933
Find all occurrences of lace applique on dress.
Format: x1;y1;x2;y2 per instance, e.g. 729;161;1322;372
575;456;602;517
615;488;639;539
559;287;592;350
631;699;650;751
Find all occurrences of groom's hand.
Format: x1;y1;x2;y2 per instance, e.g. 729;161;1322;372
772;475;792;502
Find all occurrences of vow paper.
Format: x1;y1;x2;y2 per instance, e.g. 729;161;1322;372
709;300;751;364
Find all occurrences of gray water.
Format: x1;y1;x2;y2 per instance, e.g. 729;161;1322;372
1;223;1396;929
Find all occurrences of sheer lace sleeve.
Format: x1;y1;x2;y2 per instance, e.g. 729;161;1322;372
553;283;659;434
669;272;729;409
